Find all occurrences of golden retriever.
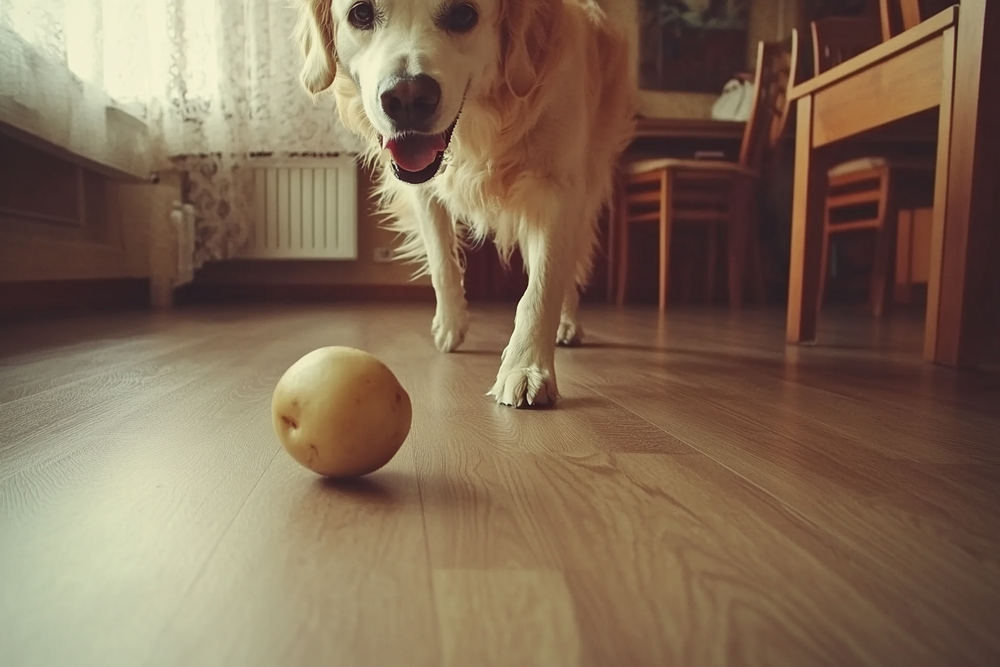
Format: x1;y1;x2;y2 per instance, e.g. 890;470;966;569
294;0;637;407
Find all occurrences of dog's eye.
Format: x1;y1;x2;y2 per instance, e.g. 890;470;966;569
443;3;478;33
348;1;376;30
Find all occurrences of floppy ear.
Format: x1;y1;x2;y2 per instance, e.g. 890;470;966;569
294;0;337;95
498;0;558;99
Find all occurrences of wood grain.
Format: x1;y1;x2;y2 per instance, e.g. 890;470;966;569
787;6;956;101
812;34;944;147
433;569;579;667
926;0;1000;366
785;0;998;369
786;94;829;344
1;302;998;667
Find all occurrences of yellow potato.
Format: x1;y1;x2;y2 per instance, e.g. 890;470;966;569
271;346;412;478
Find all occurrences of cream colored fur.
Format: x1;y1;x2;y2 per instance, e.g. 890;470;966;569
294;0;637;407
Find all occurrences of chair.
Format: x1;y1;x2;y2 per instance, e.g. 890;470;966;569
770;27;813;154
615;40;788;312
879;0;955;41
809;15;936;316
879;0;924;40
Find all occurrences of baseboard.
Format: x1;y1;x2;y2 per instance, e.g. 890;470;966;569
0;278;150;320
174;281;436;305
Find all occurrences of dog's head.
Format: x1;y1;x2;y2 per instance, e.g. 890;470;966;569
295;0;556;185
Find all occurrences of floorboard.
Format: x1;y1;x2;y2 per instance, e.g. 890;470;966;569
1;302;998;667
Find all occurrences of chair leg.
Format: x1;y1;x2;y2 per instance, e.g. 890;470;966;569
747;190;766;304
607;172;624;303
870;225;898;317
727;178;750;309
817;203;832;314
750;238;767;304
870;169;897;317
658;170;674;314
615;183;630;306
706;224;718;305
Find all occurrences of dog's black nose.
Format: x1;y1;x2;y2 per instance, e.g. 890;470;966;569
379;74;441;132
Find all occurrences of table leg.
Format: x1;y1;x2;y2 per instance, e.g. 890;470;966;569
786;95;830;344
925;2;1000;367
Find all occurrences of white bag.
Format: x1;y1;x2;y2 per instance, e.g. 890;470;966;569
711;78;754;122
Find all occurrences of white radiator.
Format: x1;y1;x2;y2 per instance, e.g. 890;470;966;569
241;156;358;260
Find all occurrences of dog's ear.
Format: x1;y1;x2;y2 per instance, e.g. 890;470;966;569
294;0;337;95
499;0;558;99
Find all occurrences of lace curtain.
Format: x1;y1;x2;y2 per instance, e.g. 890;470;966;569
0;0;362;267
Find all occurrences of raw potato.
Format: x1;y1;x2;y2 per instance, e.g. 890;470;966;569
271;346;412;478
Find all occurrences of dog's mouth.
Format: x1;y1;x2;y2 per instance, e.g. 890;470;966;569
380;115;459;185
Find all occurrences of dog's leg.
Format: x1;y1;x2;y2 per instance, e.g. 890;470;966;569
488;200;581;407
409;190;468;352
557;221;598;347
557;284;584;347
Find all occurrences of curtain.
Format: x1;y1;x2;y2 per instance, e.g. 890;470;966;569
0;0;363;267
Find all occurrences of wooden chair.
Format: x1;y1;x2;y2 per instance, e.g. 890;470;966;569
809;15;936;316
615;41;788;312
770;27;813;155
879;0;955;41
880;0;924;40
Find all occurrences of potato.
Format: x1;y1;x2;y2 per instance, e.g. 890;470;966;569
271;346;412;478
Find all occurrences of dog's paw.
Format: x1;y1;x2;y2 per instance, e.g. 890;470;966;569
487;365;559;408
432;305;469;353
556;318;584;347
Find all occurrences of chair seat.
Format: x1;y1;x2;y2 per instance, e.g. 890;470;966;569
626;158;758;178
827;156;936;177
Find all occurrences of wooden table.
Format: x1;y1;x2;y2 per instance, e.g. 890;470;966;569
632;117;745;140
626;117;745;162
785;1;998;368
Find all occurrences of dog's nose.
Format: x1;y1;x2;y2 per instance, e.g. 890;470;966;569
379;74;441;132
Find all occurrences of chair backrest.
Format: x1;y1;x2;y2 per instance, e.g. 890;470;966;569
769;27;816;149
739;40;791;172
811;17;883;74
767;33;794;150
879;0;955;40
879;0;924;40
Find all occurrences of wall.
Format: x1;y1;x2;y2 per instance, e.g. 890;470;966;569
638;0;798;119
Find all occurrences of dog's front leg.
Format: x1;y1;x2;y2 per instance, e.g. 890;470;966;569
487;200;580;407
408;189;468;352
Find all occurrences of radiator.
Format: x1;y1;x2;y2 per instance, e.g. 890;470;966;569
240;156;358;260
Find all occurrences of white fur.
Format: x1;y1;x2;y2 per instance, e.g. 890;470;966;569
294;0;637;407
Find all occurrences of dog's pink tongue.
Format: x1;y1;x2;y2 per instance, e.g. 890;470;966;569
385;134;445;173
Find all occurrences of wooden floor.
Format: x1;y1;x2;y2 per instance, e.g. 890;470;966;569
1;302;999;667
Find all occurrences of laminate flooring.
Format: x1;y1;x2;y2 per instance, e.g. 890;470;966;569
1;302;999;667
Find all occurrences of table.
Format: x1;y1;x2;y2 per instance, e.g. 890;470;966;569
626;117;745;161
632;117;745;140
785;0;998;368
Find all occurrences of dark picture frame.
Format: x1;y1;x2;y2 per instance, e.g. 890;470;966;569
637;0;752;95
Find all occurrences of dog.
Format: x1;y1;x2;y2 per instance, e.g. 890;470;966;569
294;0;638;407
